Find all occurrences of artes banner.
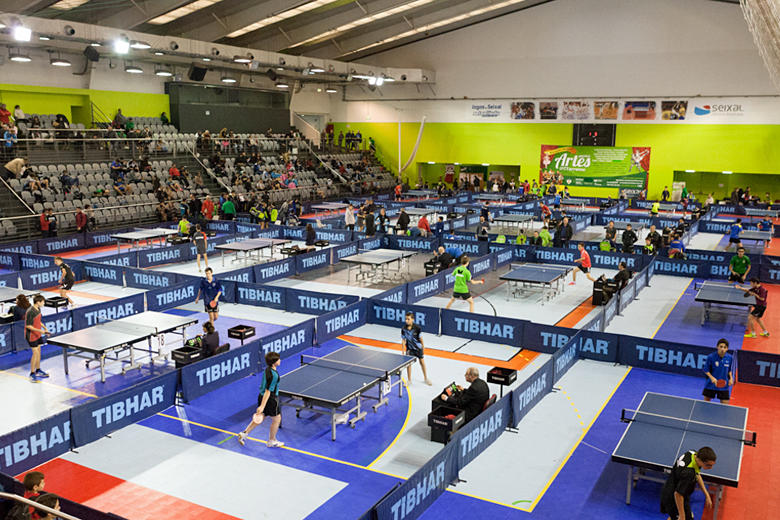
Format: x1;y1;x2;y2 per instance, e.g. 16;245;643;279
539;145;650;189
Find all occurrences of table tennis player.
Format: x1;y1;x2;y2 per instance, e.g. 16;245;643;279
660;447;716;520
702;338;734;404
444;255;484;313
195;267;222;324
401;311;432;386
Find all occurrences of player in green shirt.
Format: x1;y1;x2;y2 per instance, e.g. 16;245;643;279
445;255;484;313
222;198;236;220
539;227;552;247
728;246;751;284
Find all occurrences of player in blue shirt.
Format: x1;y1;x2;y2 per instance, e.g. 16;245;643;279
553;192;561;209
194;267;222;324
725;218;743;251
702;338;734;404
401;312;431;386
237;351;284;448
445;245;463;259
757;218;774;248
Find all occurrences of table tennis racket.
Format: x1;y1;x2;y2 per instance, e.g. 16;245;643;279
444;414;456;420
209;299;217;308
716;379;728;388
445;387;453;396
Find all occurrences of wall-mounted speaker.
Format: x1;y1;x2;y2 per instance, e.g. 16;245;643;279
83;46;100;62
188;64;207;81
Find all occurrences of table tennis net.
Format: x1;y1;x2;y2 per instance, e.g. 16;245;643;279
623;408;754;443
94;318;161;336
300;355;390;379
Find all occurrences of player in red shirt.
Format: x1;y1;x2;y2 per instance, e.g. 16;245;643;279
417;214;431;236
571;243;596;284
736;277;770;338
201;196;215;220
540;203;552;220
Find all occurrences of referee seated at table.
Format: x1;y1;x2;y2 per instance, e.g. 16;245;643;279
200;322;220;357
597;261;633;297
439;367;489;423
433;245;462;272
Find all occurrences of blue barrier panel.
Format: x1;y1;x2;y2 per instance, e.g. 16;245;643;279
0;241;37;254
236;222;262;235
454;393;513;469
512;359;554;427
86;229;124;248
0;272;18;287
373;284;407;304
579;330;620;363
360;237;383;251
0;251;20;271
385;235;440;251
260;318;315;358
255;227;283;239
333;241;359;264
618;278;636;314
96;251;138;267
494;247;514;268
760;256;780;283
604;294;618;327
125;267;178;289
443;239;487;257
19;253;53;270
235;282;286;310
315;229;351;243
71;371;178;447
374;440;459;520
407;272;445;304
589;250;643;270
522;322;576;354
295;249;331;274
72;294;145;329
647;257;656;280
581;308;605;332
619;336;715;377
176;273;200;285
652;258;706;278
634;268;648;294
281;226;305;240
0;410;72;475
216;266;255;284
534;246;579;266
316;300;367;344
83;262;123;285
553;333;581;384
137;243;191;268
180;342;260;402
367;299;439;334
469;254;494;278
37;234;85;254
146;280;200;312
287;287;360;315
737;350;780;387
219;280;236;303
0;324;12;355
20;262;84;290
253;257;295;283
441;309;524;348
206;220;236;234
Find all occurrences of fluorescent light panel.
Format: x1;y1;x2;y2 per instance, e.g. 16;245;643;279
343;0;527;55
49;0;90;9
148;0;226;25
227;0;338;38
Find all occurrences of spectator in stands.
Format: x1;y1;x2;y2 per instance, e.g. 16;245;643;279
621;223;638;253
1;155;25;180
39;209;50;238
113;108;126;128
161;112;169;125
662;185;671;201
338;130;344;149
221;195;236;220
10;294;31;322
169;163;180;179
3;124;17;161
0;104;10;125
33;493;61;520
113;177;131;195
16;471;46;519
84;205;95;230
13;104;26;124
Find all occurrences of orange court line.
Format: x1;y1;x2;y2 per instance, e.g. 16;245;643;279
554;298;596;328
339;334;539;370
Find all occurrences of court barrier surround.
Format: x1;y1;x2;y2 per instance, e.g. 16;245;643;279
0;271;20;287
367;299;440;334
180;341;260;402
316;300;367;344
83;261;124;286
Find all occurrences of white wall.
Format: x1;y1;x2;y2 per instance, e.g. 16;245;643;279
353;0;774;99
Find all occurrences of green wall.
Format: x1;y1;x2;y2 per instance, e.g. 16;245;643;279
336;121;780;199
0;84;170;127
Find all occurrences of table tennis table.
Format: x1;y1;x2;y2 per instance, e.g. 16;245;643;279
311;202;349;215
215;237;291;265
612;392;754;520
0;287;40;313
474;194;507;202
492;214;535;233
739;230;772;248
111;227;179;254
405;190;438;199
499;263;573;303
743;208;778;218
694;281;756;325
559;198;591;210
279;346;415;440
657;203;680;213
340;248;416;284
47;311;197;382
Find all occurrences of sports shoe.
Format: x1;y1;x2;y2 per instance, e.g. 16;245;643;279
29;373;40;382
425;379;433;386
744;332;756;338
236;431;247;446
761;331;770;337
568;281;576;286
267;440;285;448
35;369;50;379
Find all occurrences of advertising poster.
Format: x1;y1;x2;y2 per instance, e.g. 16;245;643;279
594;101;619;120
661;101;688;120
561;101;591;120
510;102;535;119
539;102;559;120
539;145;650;189
622;101;657;120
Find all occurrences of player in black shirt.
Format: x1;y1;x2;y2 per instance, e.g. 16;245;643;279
660;447;716;520
401;312;431;386
53;257;75;307
621;224;638;253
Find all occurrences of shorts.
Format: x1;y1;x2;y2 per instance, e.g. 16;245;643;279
258;394;280;417
702;388;730;401
61;279;74;290
27;338;44;349
204;301;219;313
452;291;471;300
578;265;590;273
196;243;207;255
729;237;741;244
406;347;424;359
728;272;746;283
750;305;766;318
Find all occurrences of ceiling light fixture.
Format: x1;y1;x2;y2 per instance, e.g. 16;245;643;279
154;51;165;56
130;40;151;49
155;67;173;76
39;36;51;41
148;0;226;25
125;63;143;74
227;0;339;38
113;37;130;54
221;75;237;83
49;0;91;9
375;77;384;86
13;25;32;42
685;169;695;173
275;82;289;89
202;57;212;61
325;87;338;93
50;54;72;67
90;42;102;47
9;49;32;62
233;54;253;63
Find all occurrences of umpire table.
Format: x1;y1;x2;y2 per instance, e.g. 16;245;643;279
47;311;197;382
612;392;754;520
499;263;573;303
279;346;415;440
694;281;756;325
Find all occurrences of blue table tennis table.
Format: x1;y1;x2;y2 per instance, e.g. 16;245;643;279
694;281;756;325
499;263;573;304
405;189;438;199
739;230;772;249
743;208;778;218
612;392;755;519
278;346;416;440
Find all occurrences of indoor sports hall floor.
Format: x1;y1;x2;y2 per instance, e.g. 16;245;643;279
3;234;778;520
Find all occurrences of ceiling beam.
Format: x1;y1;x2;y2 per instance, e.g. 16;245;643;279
95;0;193;30
0;0;59;15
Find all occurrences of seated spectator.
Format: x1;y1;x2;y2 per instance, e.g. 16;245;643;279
169;163;180;178
33;493;61;520
200;321;220;357
113;178;131;195
113;108;126;128
10;294;31;322
160;112;169;124
304;223;317;251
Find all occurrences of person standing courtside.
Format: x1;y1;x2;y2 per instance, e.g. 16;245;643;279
192;224;209;272
195;267;222;324
237;351;284;448
53;257;75;307
660;447;717;520
25;295;50;382
401;312;432;386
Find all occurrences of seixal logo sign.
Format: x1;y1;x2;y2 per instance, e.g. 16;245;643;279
694;104;744;117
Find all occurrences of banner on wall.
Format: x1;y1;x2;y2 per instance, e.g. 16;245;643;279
539;145;650;189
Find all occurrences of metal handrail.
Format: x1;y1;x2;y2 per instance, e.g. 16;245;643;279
181;141;231;192
300;140;350;185
0;492;81;520
0;173;35;215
